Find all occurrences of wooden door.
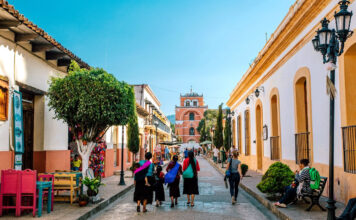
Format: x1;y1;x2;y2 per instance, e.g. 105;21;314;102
256;105;263;170
22;92;34;170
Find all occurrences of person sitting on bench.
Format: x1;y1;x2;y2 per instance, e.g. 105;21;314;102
274;159;312;208
337;197;356;220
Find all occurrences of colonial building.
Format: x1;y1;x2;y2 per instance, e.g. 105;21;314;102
103;84;172;177
227;0;356;203
0;1;89;173
175;90;207;144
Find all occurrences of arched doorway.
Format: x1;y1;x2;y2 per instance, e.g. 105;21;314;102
244;110;251;156
341;41;356;173
270;88;281;160
255;102;263;170
294;67;313;164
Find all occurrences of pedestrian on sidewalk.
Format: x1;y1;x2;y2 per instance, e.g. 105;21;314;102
154;165;165;207
213;147;219;163
134;152;155;213
226;151;242;204
183;151;200;207
166;155;183;208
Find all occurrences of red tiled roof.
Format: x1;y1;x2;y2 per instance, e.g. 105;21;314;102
0;0;90;69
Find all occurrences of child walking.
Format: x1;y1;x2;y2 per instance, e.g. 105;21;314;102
154;165;165;207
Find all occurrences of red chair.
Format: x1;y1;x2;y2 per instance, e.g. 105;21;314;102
19;169;37;217
0;170;21;217
37;174;54;211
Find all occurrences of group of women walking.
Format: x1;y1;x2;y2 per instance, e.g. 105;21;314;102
133;149;242;213
133;151;200;212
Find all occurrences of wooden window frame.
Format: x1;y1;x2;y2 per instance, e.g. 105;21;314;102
0;77;9;121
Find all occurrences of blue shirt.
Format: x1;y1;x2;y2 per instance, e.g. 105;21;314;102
139;160;154;177
184;150;188;158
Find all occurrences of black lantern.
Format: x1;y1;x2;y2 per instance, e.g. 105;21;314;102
245;97;250;104
254;88;260;98
335;0;353;43
312;35;320;51
317;18;332;55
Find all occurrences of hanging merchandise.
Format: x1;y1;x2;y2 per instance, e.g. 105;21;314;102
90;140;107;178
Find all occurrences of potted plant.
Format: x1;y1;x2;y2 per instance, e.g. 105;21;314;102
241;164;249;177
78;194;89;207
82;177;104;197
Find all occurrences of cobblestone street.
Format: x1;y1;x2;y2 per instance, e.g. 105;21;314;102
92;157;278;220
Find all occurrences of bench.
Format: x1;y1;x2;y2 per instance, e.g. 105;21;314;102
301;176;327;211
53;173;80;204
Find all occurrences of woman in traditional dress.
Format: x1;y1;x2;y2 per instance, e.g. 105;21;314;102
166;155;182;208
183;151;200;207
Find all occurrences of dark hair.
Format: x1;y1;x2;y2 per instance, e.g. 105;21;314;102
188;151;197;176
145;152;152;160
75;154;79;158
173;155;178;162
300;159;309;166
156;165;162;173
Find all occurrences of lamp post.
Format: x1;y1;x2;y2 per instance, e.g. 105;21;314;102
312;1;353;219
119;125;126;185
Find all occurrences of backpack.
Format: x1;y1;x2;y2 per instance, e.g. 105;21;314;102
164;162;180;184
309;167;321;190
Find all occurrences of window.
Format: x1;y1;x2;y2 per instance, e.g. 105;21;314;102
189;112;195;121
193;101;198;106
185;99;191;107
0;78;9;121
237;116;242;153
189;127;195;136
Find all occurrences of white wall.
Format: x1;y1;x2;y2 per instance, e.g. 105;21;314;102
231;0;354;168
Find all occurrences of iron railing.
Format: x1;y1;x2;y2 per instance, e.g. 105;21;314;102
295;132;310;164
270;136;280;160
342;125;356;174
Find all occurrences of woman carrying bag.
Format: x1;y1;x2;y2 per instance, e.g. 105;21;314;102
225;151;242;204
182;151;200;207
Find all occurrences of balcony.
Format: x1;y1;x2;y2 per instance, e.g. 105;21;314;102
342;125;356;174
270;136;280;160
295;132;310;164
144;114;171;134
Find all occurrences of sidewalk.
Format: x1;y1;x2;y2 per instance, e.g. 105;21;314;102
2;175;134;220
2;161;169;220
203;155;346;220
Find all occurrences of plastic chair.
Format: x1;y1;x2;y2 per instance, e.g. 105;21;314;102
19;169;37;217
0;170;21;217
38;174;54;211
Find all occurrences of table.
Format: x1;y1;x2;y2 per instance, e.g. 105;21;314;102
36;181;52;217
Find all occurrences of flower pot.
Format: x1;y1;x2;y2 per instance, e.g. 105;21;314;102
79;200;88;207
87;188;98;197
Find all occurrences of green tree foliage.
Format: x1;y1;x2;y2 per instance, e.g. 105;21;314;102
47;61;135;177
223;109;232;151
257;162;295;195
127;93;140;157
241;164;249;177
198;119;207;142
214;104;224;149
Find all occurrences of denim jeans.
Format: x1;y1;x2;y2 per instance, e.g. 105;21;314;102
228;172;240;198
278;185;297;204
338;198;356;220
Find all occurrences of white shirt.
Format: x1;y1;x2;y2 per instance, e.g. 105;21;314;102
213;148;219;157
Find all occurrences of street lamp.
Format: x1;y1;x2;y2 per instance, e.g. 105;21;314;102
119;125;126;185
312;1;353;219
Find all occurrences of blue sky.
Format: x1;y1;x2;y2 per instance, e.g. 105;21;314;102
10;0;295;115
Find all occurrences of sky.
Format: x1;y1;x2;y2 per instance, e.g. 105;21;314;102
9;0;295;116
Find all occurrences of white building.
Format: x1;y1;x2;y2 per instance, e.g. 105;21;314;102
227;0;356;203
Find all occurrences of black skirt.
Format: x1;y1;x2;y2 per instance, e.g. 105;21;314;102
154;182;165;202
133;176;155;204
168;178;181;198
183;177;199;195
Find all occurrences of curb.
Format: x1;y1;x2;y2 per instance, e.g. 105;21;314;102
203;155;290;220
76;184;134;220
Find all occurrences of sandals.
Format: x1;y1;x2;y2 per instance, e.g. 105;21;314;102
170;203;174;208
143;208;148;213
186;202;190;205
191;203;195;207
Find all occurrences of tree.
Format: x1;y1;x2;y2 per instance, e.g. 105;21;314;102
198;119;206;142
47;61;135;178
127;96;140;162
213;104;224;149
223;109;232;152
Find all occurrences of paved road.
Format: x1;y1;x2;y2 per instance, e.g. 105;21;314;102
92;157;278;220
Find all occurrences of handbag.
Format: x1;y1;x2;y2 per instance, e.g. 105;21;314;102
225;159;232;178
183;164;194;178
164;162;180;184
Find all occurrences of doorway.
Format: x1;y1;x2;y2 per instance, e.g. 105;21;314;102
21;91;34;170
256;104;263;170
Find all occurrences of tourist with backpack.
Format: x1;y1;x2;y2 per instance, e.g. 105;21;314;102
166;155;183;208
182;151;200;207
274;159;312;208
